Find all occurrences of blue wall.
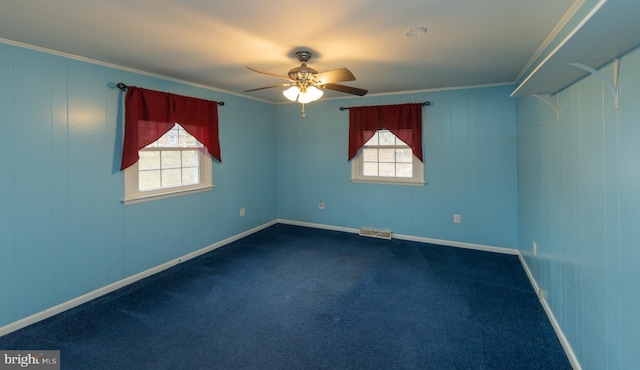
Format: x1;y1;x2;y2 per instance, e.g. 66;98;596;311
516;46;640;369
0;43;277;328
275;85;519;249
0;41;520;331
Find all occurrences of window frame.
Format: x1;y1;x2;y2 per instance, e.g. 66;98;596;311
351;129;425;186
123;125;213;205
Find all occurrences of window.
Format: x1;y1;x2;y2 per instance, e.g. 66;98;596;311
124;123;213;204
347;103;424;185
351;129;424;185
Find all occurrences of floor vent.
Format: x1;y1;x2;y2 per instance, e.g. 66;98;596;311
359;228;392;240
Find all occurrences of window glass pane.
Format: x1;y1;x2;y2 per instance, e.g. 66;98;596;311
378;130;396;145
168;133;178;146
396;163;413;178
139;170;161;191
161;168;182;188
379;148;395;162
156;127;179;147
379;163;395;177
396;148;413;163
181;129;203;148
182;151;198;167
363;148;378;162
144;124;203;149
363;163;378;176
161;151;181;169
182;167;199;185
138;151;160;170
177;127;187;146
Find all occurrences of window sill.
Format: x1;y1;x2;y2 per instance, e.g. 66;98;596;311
351;178;425;186
123;185;214;205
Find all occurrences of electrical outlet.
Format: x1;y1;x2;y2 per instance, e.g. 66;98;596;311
240;208;245;217
453;214;461;224
319;201;325;210
533;241;537;256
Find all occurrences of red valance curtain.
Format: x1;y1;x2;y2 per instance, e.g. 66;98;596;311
348;103;423;161
120;87;221;170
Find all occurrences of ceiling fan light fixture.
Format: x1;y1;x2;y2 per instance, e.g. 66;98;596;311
306;85;324;101
297;85;324;104
297;91;313;104
283;86;300;101
246;50;366;113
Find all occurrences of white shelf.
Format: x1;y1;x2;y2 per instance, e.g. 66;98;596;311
512;0;640;97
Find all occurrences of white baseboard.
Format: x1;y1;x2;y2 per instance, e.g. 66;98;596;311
0;220;277;337
277;219;518;255
277;219;361;235
517;253;582;370
393;233;518;255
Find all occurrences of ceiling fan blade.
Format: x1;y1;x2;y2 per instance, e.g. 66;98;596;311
243;84;289;92
315;68;356;84
323;83;368;96
246;66;292;81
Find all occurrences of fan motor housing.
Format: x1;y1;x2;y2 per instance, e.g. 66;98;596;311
295;51;313;62
288;52;317;80
288;63;318;80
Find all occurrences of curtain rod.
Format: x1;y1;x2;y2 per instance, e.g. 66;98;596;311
339;101;430;111
116;83;225;106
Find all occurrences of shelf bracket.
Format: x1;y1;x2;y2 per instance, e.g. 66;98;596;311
568;58;619;109
531;93;560;122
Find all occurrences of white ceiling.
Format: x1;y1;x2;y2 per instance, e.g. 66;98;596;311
0;0;577;102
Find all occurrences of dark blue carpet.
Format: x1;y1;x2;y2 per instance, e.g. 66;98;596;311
0;224;571;369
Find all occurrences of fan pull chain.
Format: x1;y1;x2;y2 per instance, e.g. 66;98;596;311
301;103;306;118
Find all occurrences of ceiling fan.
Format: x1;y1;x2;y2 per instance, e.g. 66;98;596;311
244;51;367;115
